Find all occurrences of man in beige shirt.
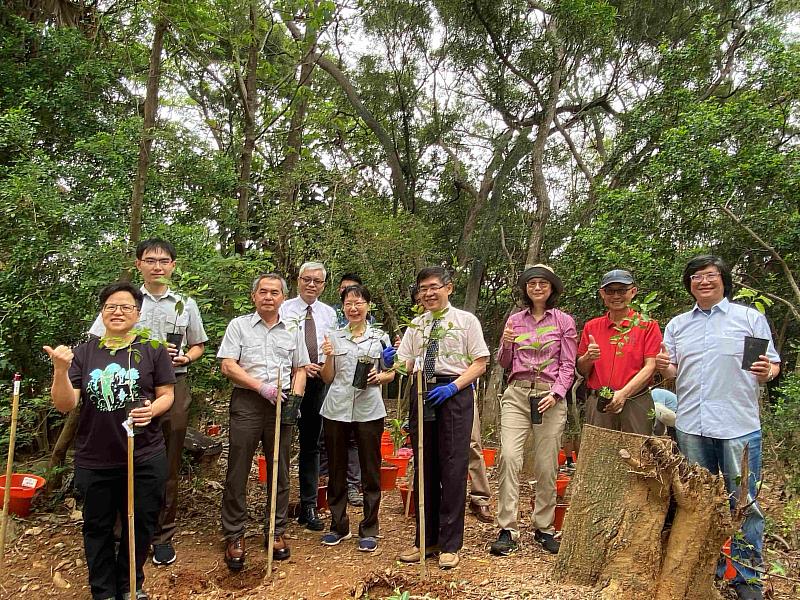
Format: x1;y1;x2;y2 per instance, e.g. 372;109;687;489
396;266;490;570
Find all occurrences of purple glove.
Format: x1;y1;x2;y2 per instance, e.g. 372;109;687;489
381;345;397;367
258;383;286;405
426;382;459;407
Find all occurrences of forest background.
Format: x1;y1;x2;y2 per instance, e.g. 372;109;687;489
1;0;799;539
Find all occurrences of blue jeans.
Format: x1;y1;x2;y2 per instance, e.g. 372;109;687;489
676;429;764;587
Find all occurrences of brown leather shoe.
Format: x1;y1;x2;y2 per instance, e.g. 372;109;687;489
224;537;245;571
469;501;493;523
270;534;291;561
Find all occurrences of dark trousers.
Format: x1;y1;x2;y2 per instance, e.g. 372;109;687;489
74;452;167;600
319;428;362;487
323;417;383;538
153;374;190;545
298;375;327;507
221;388;292;539
409;379;473;553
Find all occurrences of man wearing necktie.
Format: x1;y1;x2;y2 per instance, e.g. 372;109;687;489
280;261;338;531
396;266;490;570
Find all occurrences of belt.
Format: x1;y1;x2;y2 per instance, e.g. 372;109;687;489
588;387;651;400
510;380;550;391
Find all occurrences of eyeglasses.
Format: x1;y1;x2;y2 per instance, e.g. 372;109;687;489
299;276;325;286
141;258;173;267
102;304;138;314
689;272;721;283
343;301;368;309
526;280;551;289
418;284;447;294
602;286;633;296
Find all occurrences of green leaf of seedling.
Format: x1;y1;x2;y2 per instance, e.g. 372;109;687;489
538;358;555;369
643;291;658;304
535;325;556;336
514;332;533;343
150;340;159;349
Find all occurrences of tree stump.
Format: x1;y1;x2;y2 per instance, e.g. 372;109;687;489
553;425;731;600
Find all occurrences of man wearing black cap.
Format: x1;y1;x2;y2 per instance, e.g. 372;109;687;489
576;269;662;434
491;265;577;556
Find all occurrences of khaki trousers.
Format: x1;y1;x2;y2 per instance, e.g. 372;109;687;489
497;383;566;536
468;397;491;506
585;389;654;435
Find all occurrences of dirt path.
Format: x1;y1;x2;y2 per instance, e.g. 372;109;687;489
0;461;796;599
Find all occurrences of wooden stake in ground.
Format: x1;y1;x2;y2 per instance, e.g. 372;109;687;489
127;413;136;597
553;424;731;600
415;368;427;578
265;369;283;579
0;373;22;570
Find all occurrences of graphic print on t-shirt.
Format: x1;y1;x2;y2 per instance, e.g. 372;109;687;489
87;362;140;412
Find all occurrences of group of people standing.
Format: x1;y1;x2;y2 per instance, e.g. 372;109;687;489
43;238;780;600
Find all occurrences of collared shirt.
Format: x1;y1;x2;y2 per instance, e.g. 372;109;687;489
320;325;390;422
216;313;310;389
89;286;208;375
664;297;780;439
577;309;662;391
279;296;338;364
397;304;490;376
496;308;577;399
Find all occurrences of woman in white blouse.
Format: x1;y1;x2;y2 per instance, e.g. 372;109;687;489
319;284;396;552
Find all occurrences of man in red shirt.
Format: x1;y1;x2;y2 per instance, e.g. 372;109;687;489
576;270;662;434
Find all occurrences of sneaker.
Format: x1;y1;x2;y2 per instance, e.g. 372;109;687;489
533;529;560;554
438;551;460;569
358;536;378;552
121;591;149;600
152;542;176;565
321;531;352;546
347;485;364;507
298;505;325;531
397;544;441;562
489;529;517;556
734;583;763;600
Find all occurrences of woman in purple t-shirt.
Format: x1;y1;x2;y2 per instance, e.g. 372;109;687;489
45;281;175;600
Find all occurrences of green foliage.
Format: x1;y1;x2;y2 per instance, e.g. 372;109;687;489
763;374;800;496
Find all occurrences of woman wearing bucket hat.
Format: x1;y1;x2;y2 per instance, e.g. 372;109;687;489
318;284;395;552
490;265;577;557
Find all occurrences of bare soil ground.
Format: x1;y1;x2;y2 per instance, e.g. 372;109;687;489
0;455;797;599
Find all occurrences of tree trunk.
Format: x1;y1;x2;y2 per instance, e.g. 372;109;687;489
233;1;259;256
47;409;80;493
462;258;484;315
127;16;167;273
554;425;731;600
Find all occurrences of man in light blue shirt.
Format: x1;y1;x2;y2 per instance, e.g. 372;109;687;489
657;255;780;600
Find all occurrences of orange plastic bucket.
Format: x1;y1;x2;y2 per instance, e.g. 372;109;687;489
317;484;328;511
482;447;497;468
380;464;399;491
721;537;736;580
554;503;569;531
398;484;415;516
384;455;410;477
257;455;267;483
380;440;394;458
556;473;571;499
0;474;46;517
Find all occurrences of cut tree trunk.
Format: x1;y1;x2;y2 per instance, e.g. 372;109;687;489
553;425;730;600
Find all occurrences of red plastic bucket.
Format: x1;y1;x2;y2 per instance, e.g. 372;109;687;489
398;483;415;516
317;484;328;511
556;473;571;499
554;503;569;532
721;537;736;580
0;474;46;517
257;455;266;483
380;464;399;491
384;455;410;477
380;440;395;458
482;447;497;468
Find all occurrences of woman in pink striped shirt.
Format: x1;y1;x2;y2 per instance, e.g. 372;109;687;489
490;264;577;557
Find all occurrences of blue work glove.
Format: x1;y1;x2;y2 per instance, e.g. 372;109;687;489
426;382;459;407
381;345;397;367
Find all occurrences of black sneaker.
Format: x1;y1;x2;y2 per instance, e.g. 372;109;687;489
152;542;176;565
489;529;517;556
533;529;560;554
734;583;763;600
298;505;325;531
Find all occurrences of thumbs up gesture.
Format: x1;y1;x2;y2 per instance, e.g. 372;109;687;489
43;345;73;371
585;334;601;361
321;334;334;357
655;342;671;371
502;325;516;344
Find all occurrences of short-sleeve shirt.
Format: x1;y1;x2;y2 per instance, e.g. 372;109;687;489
577;310;662;391
279;297;338;364
397;304;490;375
69;338;176;469
89;286;208;375
321;325;390;422
664;298;780;439
217;313;310;389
